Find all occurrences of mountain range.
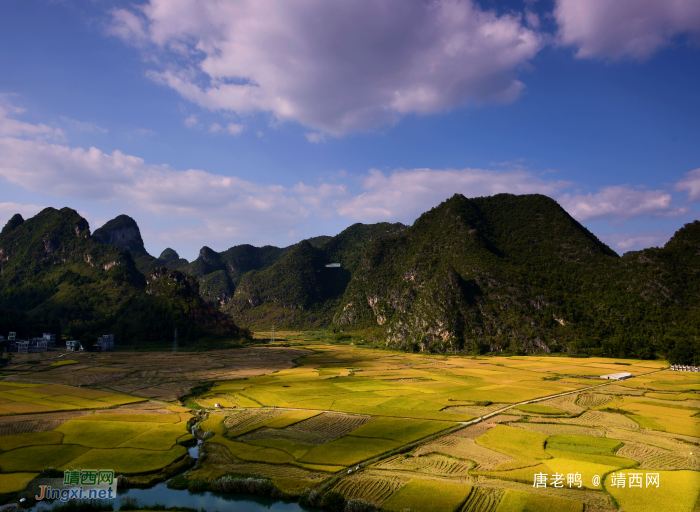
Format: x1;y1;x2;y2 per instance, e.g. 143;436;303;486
1;194;698;363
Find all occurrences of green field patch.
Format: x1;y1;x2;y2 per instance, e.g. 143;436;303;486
349;417;454;443
0;472;40;494
0;431;63;451
95;395;147;405
382;479;472;512
0;389;52;399
44;395;113;408
546;434;620;456
118;423;190;451
235;446;296;464
290;461;344;472
546;449;636;468
645;392;698;401
73;414;179;423
495;489;583;512
515;404;566;415
0;401;61;414
300;436;401;466
49;360;79;367
246;439;313;459
57;419;156;448
627;414;666;431
605;470;700;512
0;444;89;472
65;446;187;474
476;425;550;462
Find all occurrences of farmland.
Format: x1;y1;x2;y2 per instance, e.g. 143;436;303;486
1;340;698;512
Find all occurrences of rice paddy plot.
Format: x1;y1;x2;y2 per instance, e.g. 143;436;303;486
56;419;158;448
65;446;188;475
382;478;472;512
222;408;286;436
640;453;700;471
300;436;402;466
118;423;193;451
0;472;40;494
374;453;473;477
0;430;63;451
604;469;700;512
0;444;89;472
615;442;670;463
332;474;407;505
515;404;566;415
476;425;550;463
461;487;503;512
545;435;621;456
509;423;604;438
576;393;613;408
349;417;455;443
413;436;515;470
283;412;374;444
494;489;583;512
561;411;639;430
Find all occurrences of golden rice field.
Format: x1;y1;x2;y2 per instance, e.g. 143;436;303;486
1;341;698;512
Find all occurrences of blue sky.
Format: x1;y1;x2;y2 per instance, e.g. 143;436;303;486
1;0;699;260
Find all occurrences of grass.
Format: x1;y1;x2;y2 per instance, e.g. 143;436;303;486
0;444;89;471
0;431;63;451
382;479;472;512
495;490;583;512
0;472;40;494
605;470;700;512
515;404;566;415
65;446;188;474
300;436;402;466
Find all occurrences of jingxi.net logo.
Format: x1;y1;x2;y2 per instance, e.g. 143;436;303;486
35;470;116;502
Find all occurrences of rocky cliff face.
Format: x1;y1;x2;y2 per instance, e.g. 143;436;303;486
93;215;147;253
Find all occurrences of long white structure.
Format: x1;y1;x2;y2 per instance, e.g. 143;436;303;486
600;372;634;381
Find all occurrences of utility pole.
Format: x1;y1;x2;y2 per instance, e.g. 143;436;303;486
173;328;178;355
271;325;275;343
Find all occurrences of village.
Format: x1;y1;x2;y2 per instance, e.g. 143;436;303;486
0;332;114;358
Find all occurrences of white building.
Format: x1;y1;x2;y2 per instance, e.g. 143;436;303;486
600;372;633;381
17;341;29;354
97;334;114;351
8;332;16;342
43;333;56;348
66;340;82;351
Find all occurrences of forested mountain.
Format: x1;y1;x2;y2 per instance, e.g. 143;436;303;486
4;194;698;362
0;208;249;347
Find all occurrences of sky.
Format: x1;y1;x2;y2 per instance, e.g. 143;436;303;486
0;0;699;261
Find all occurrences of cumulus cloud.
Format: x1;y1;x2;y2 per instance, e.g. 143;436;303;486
675;168;700;201
558;185;689;221
106;0;541;135
183;114;199;128
554;0;700;60
336;167;571;222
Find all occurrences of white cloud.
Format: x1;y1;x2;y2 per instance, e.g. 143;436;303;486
600;230;673;252
60;117;108;134
183;114;199;127
675;168;700;201
0;98;691;255
554;0;700;60
209;123;222;133
336;167;571;222
226;123;245;136
305;132;326;144
0;94;64;139
106;0;541;135
559;185;689;221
